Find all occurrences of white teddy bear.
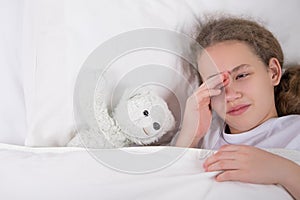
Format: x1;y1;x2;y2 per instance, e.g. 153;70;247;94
67;88;175;148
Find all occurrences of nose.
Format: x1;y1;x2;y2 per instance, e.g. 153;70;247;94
153;122;161;130
225;84;242;102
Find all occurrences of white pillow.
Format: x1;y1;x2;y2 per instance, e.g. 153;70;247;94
24;0;300;146
24;0;201;146
0;0;27;145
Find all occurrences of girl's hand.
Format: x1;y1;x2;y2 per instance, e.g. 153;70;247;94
203;145;296;185
175;72;230;147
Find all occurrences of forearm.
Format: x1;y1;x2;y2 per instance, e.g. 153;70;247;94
175;128;201;148
280;161;300;200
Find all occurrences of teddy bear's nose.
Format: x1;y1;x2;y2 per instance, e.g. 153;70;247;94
153;122;161;130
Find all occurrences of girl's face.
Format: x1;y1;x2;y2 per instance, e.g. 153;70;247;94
198;41;281;134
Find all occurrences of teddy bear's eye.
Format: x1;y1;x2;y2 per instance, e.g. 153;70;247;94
143;110;149;117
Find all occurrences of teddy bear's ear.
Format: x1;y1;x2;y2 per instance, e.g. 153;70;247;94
118;89;133;101
134;87;152;95
123;87;152;100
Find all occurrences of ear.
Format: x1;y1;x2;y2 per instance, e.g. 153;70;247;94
268;58;282;86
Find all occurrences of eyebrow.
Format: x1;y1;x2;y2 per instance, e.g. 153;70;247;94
230;64;250;73
206;64;250;80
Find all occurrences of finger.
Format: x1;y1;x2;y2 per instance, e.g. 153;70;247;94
215;170;244;182
195;82;221;94
222;71;231;86
204;71;230;90
188;89;221;110
205;160;241;172
203;151;238;168
194;87;222;100
205;73;224;87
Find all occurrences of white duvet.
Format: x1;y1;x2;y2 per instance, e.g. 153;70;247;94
1;143;299;200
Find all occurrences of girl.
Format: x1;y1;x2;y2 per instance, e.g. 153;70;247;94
175;17;300;199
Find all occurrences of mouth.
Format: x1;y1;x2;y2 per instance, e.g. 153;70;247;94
227;104;250;116
143;128;150;136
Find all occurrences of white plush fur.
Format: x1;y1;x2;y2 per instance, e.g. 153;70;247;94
67;88;175;148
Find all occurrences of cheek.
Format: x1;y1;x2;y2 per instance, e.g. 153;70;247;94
253;85;275;107
242;78;273;100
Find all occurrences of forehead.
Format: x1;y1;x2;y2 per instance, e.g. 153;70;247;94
197;41;259;78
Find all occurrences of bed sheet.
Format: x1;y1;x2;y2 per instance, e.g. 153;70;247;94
1;143;298;200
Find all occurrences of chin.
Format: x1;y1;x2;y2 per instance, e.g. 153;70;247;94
226;119;256;134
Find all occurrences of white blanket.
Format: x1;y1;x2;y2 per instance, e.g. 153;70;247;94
1;143;299;200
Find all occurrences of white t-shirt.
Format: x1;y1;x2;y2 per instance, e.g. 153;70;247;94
200;114;300;151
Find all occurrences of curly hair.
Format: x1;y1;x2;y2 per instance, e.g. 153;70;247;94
196;16;284;67
275;66;300;116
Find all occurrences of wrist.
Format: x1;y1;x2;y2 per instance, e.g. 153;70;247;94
175;127;201;148
278;160;300;199
279;160;300;187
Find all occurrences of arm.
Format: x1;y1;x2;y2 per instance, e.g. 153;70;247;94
280;161;300;200
175;83;221;148
203;145;300;199
175;72;228;148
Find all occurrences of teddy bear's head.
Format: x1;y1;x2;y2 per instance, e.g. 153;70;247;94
113;88;175;145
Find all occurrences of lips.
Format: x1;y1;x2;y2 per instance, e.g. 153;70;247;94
227;104;250;116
